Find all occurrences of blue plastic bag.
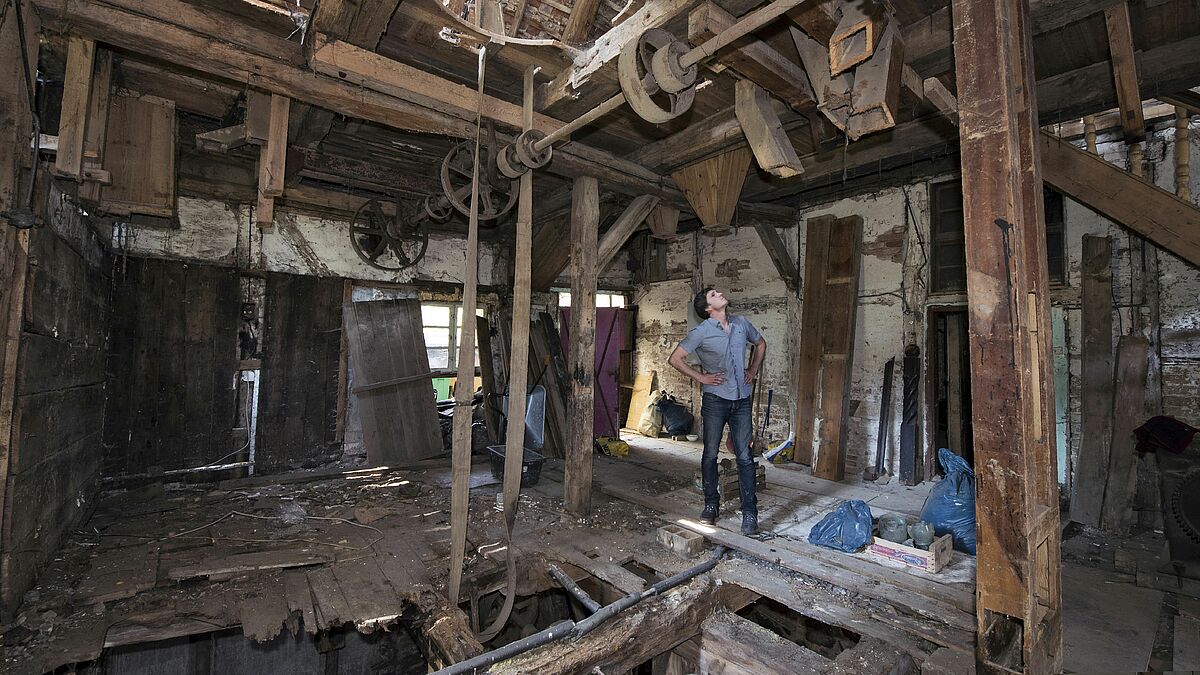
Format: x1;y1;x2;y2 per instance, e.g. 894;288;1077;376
921;448;977;554
808;499;874;552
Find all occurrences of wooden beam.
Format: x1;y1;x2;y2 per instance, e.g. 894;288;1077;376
794;215;832;466
699;611;828;674
845;21;903;139
1041;131;1200;267
1103;2;1144;142
256;93;289;229
734;80;803;178
310;35;563;136
687;1;814;111
196;124;251;153
1161;91;1200;118
565;175;599;518
561;0;602;44
630;100;806;172
597;195;659;272
750;217;797;290
785;0;837;42
1178;107;1192;201
54;37;96;179
1070;235;1113;528
1101;336;1150;534
952;0;1061;669
79;47;112;202
313;0;403;48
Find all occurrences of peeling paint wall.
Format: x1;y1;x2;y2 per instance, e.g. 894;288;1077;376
113;197;504;287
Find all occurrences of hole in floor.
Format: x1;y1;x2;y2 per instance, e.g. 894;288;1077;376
622;560;662;584
472;587;581;649
736;596;861;659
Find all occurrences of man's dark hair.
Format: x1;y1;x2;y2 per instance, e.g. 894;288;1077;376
692;287;713;320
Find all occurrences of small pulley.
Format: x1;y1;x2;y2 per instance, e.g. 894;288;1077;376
496;129;553;178
618;28;697;124
349;197;431;271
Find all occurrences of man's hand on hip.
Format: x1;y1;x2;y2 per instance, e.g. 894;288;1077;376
698;372;725;386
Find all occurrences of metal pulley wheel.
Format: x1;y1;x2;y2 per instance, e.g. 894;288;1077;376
441;140;518;220
619;28;697;124
348;198;430;271
423;194;453;221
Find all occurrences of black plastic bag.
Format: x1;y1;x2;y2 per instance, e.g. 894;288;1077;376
808;499;874;552
920;448;977;554
656;395;694;436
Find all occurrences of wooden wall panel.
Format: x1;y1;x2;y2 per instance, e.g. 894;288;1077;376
256;273;345;472
2;207;110;618
103;258;239;477
100;92;177;218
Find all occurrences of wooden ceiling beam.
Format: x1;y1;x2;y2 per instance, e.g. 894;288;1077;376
312;0;403;48
1103;1;1145;142
1161;90;1200;118
561;0;603;45
688;1;814;111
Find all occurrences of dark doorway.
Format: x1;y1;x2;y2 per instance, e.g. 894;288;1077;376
929;309;974;471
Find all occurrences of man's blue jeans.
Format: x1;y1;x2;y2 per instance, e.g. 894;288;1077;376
700;392;757;514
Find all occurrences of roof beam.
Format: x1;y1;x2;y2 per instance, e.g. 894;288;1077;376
688;1;814;110
561;0;603;44
1161;90;1200;117
1103;1;1144;141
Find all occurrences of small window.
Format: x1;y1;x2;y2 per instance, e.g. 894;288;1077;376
421;302;481;370
929;181;1068;292
557;291;627;308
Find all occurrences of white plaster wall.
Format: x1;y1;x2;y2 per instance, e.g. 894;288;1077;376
114;197;503;286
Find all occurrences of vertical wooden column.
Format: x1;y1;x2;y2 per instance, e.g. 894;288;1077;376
1071;235;1113;527
1178;107;1192;201
565;176;598;517
53;37;95;180
951;0;1062;671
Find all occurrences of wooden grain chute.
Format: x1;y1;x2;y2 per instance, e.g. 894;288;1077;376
790;25;852;133
846;20;903;139
829;0;887;75
647;203;680;239
735;80;804;178
669;146;752;232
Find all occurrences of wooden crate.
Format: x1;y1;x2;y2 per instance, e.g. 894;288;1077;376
867;534;953;573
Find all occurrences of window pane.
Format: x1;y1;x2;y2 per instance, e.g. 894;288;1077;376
611;294;625;308
597;294;610;308
427;348;450;369
424;326;450;348
559;292;571;307
422;305;451;327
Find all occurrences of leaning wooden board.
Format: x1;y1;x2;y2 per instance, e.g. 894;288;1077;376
344;298;443;465
625;371;657;430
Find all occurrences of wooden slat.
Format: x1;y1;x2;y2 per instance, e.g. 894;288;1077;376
566;176;599;517
1041;131;1200;267
1103;2;1144;141
1070;235;1113;527
812;215;862;481
793;215;833;466
54;37;95;179
625;371;656;429
343;298;443;466
1101;336;1150;534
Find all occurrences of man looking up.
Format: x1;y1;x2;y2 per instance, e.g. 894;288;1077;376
668;287;767;534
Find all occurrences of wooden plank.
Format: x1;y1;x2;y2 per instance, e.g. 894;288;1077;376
688;1;814;111
699;611;826;675
566;176;599;517
79;47;112;202
1071;235;1113;527
793;215;832;466
1103;2;1144;141
167;549;333;580
328;556;404;626
1041;131;1200;268
734;80;803;179
239;575;289;642
952;0;1062;668
626;371;657;429
343;298;443;466
477;314;502;443
944;314;966;458
312;0;403;48
305;566;354;629
101;92;176;218
812;215;861;481
597;194;659;273
1101;336;1150;534
561;0;602;44
54;37;95;179
284;569;319;635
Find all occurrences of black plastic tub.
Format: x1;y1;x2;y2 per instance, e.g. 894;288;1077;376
487;445;545;488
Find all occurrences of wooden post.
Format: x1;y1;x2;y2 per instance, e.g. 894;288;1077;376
951;0;1062;670
1178;107;1192;201
1083;115;1097;154
565;175;599;518
256;94;290;230
54;37;96;180
1071;236;1114;528
1101;336;1150;534
793;215;833;466
79;48;112;202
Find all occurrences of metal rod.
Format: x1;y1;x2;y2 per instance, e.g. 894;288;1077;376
529;0;812;153
548;564;602;614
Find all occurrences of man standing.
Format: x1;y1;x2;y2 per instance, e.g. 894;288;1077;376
668;287;767;534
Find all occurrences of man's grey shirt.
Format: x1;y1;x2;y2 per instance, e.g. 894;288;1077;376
678;315;762;401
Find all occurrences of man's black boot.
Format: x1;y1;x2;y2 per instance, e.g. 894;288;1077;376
741;509;759;535
700;503;719;526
